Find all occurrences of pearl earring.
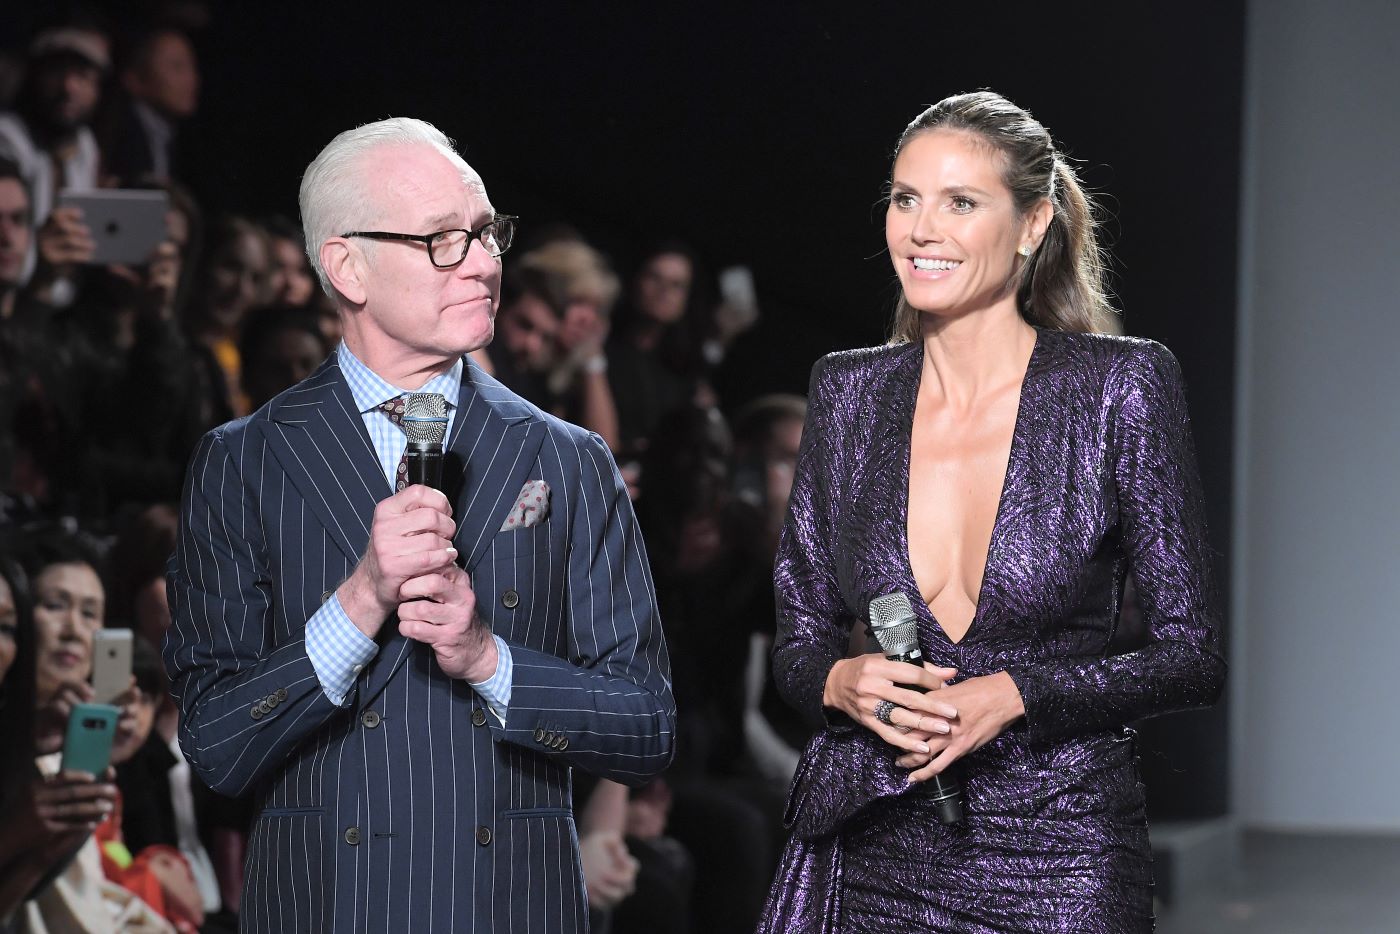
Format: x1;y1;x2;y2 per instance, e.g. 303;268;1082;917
1017;245;1033;257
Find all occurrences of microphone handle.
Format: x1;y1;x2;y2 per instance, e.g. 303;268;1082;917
888;650;966;825
405;443;444;492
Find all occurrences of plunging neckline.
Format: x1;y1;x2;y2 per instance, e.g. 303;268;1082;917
900;327;1041;646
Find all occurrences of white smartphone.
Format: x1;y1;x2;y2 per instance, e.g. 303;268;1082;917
57;189;170;265
91;629;134;705
718;265;758;315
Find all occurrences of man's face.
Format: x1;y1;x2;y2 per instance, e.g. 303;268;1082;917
128;32;199;119
0;179;30;288
34;55;102;132
497;293;560;372
351;144;502;362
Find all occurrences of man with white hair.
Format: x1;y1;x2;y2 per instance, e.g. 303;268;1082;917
164;118;675;932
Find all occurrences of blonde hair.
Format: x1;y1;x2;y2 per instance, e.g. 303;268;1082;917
517;240;620;313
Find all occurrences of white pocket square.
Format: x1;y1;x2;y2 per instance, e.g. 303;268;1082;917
501;480;550;530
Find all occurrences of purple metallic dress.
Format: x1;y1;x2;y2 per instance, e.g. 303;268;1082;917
758;328;1226;933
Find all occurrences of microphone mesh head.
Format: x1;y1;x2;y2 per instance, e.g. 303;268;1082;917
403;393;448;445
869;592;920;657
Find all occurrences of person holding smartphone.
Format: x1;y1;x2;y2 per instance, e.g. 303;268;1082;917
0;528;172;931
0;552;121;925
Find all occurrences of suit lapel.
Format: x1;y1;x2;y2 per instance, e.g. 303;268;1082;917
262;354;389;566
361;359;547;705
445;360;549;571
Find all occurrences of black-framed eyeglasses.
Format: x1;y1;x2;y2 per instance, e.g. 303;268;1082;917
341;215;517;267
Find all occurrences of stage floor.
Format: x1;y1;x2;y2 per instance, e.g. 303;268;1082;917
1157;830;1400;933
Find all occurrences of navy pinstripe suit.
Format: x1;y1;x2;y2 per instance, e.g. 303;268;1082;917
164;352;675;933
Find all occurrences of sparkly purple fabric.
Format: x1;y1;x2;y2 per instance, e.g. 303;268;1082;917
759;329;1226;933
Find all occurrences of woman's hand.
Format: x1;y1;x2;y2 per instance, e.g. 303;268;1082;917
895;671;1026;781
22;769;118;860
34;680;95;756
823;654;960;757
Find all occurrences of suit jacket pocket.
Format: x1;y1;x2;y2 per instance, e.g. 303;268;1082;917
488;523;551;562
258;806;326;819
501;806;574;821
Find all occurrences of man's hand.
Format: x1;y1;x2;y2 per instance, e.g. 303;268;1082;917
397;565;497;682
338;485;458;639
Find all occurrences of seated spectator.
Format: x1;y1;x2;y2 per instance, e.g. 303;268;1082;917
482;263;563;405
101;637;204;933
99;26;199;185
108;505;228;927
634;405;779;934
0;529;170;932
238;304;328;410
185;216;273;417
517;238;622;450
607;242;715;457
0;157;27;319
731;394;810;779
261;215;319;310
0;28;107;232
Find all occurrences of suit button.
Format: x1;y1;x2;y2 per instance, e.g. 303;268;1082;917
501;590;519;609
475;825;492;846
472;708;488;727
250;706;264;720
276;688;288;702
344;826;361;846
361;710;382;729
534;727;545;744
265;694;279;708
555;737;569;751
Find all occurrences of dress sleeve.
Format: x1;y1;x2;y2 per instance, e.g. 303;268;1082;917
770;356;856;730
1005;341;1226;742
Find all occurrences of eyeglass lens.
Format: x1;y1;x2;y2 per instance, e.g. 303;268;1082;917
429;219;515;265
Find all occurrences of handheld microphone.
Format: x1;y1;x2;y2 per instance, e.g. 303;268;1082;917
402;392;448;492
869;591;965;825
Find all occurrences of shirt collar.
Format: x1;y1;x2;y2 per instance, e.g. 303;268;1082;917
336;342;462;414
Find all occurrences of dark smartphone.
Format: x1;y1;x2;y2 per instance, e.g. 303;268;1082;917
60;702;120;776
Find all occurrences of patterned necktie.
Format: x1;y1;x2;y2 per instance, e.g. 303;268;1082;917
377;395;411;491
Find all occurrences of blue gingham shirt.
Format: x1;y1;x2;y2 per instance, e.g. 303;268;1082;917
303;343;514;721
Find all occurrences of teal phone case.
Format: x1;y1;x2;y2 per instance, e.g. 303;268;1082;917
60;703;120;776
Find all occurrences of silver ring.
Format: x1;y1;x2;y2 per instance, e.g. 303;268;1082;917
874;699;899;726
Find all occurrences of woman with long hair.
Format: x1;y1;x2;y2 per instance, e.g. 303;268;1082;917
758;91;1224;932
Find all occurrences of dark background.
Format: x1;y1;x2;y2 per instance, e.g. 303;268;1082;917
2;0;1243;818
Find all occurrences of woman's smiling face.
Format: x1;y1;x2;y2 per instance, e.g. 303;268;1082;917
886;129;1041;320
